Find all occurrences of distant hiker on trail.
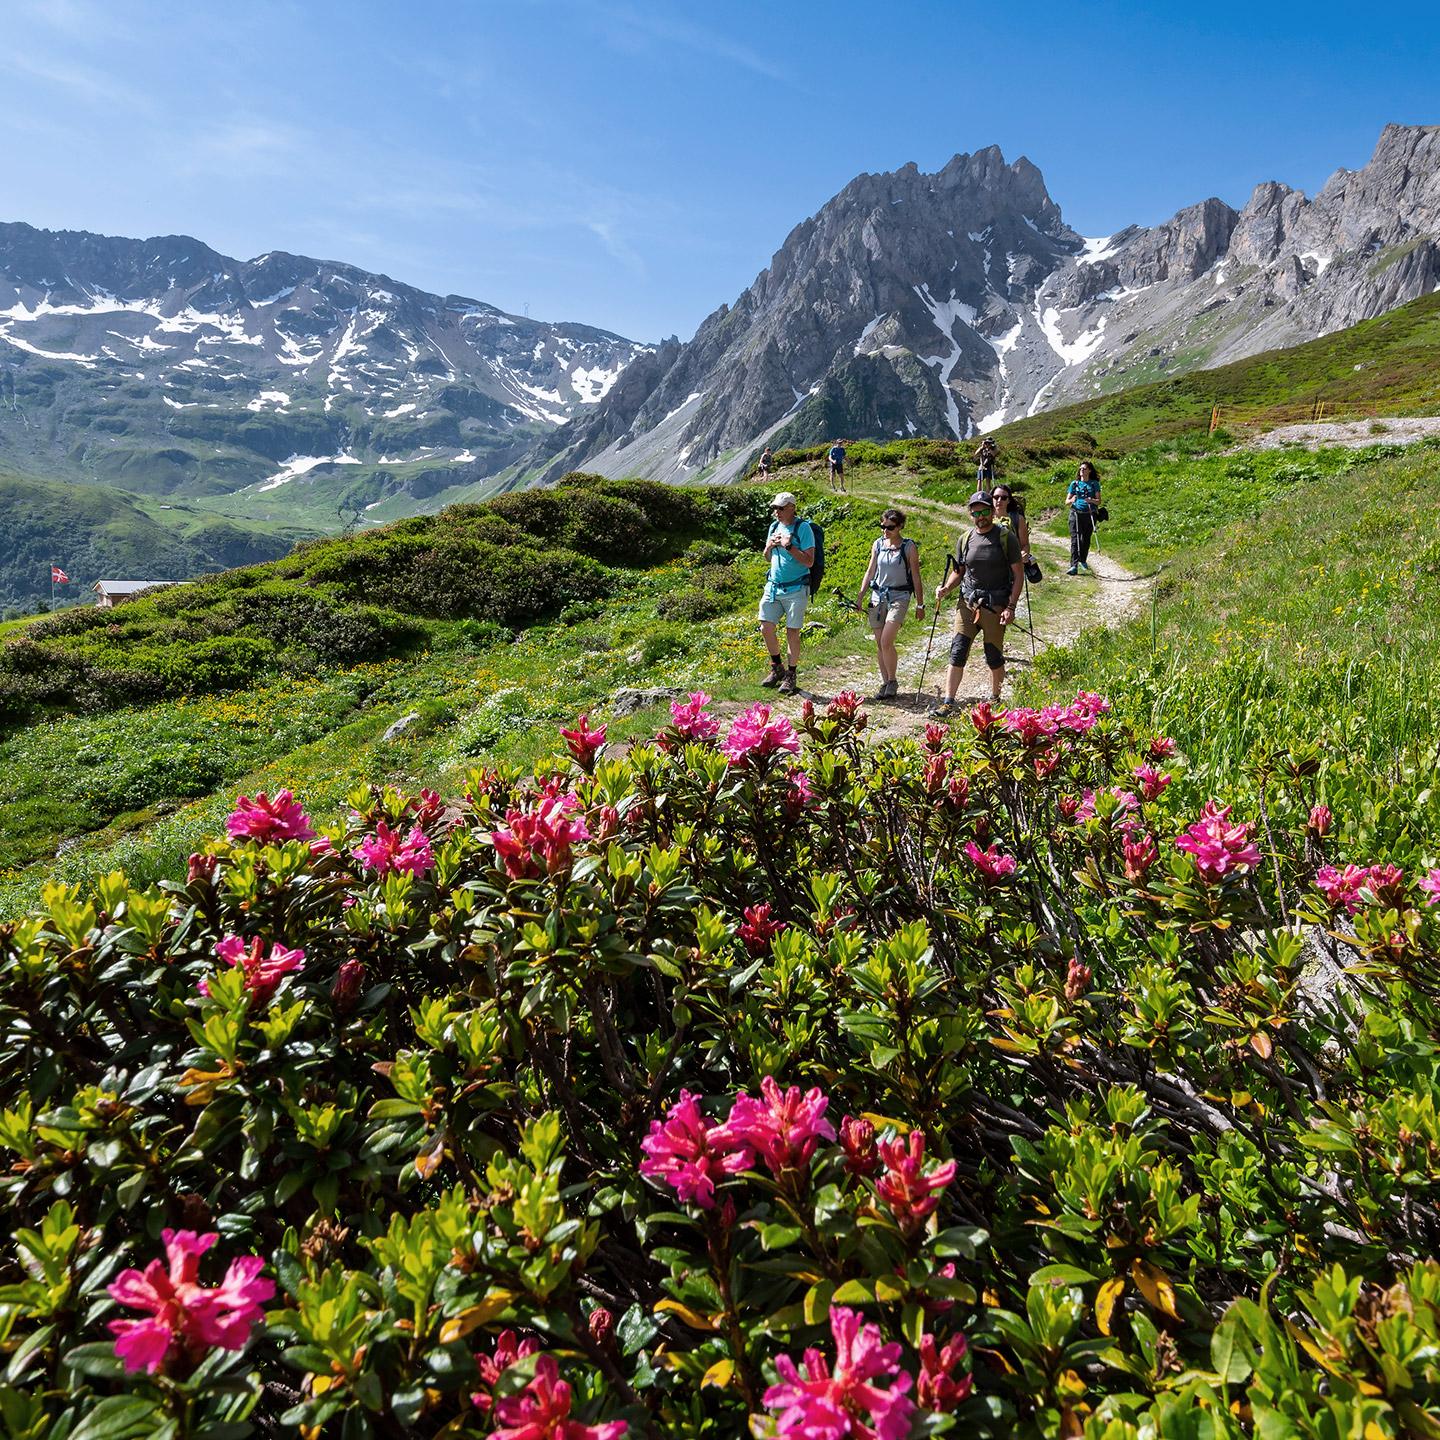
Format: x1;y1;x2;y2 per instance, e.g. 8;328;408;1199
828;440;848;493
758;491;816;696
855;507;924;701
931;489;1023;715
1066;460;1103;575
991;485;1031;563
758;446;774;476
974;437;998;484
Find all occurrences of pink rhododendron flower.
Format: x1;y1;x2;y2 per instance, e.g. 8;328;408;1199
225;790;315;845
107;1230;272;1375
473;1330;542;1414
204;935;304;1006
492;1353;627;1440
917;1332;972;1412
922;723;948;753
1421;869;1440;906
827;690;863;720
559;714;607;772
840;1116;880;1176
1065;956;1093;1002
1000;706;1059;745
784;768;816;817
639;1091;755;1210
1147;735;1177;760
1307;804;1333;837
763;1305;915;1440
964;840;1016;881
874;1131;956;1236
946;773;970;809
1362;862;1406;908
1123;833;1158;883
1132;763;1171;802
1058;795;1080;822
491;796;590;879
670;691;721;742
739;902;786;956
1316;863;1369;915
720;1077;836;1176
1175;802;1262;884
723;703;801;766
353;822;435;878
970;701;995;733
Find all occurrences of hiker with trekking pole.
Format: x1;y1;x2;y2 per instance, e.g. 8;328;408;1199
757;491;818;696
852;507;924;701
973;437;998;486
930;490;1024;717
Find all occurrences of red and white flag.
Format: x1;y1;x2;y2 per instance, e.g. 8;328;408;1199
51;566;70;584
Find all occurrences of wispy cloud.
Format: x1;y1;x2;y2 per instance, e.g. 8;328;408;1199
173;120;305;179
583;1;790;82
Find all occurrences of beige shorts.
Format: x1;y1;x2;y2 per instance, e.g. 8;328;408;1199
868;590;911;630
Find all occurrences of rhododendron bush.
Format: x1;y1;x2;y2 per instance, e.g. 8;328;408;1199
5;692;1440;1438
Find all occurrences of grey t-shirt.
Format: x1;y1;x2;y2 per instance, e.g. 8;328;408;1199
956;526;1020;594
871;536;915;591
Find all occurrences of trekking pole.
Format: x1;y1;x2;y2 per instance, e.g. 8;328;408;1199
913;556;951;713
1024;575;1037;660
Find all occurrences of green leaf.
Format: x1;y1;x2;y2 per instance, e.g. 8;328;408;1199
69;1396;170;1440
1029;1263;1097;1286
832;1279;877;1304
758;1222;803;1251
1211;1303;1259;1384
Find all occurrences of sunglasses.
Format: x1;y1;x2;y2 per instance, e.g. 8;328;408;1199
970;506;993;517
879;523;898;531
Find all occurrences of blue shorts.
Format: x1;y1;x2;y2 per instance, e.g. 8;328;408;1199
759;584;809;629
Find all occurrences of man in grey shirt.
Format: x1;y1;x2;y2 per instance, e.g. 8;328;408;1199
932;490;1023;715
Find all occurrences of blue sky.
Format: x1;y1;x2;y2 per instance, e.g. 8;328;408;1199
3;0;1437;342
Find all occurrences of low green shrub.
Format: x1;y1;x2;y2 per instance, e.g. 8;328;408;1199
4;691;1440;1435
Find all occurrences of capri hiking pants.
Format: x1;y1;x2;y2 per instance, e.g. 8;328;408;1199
1069;508;1096;566
950;600;1007;671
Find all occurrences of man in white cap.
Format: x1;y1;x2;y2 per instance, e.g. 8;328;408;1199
758;491;815;695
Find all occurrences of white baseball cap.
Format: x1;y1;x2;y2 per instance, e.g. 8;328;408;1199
769;491;798;508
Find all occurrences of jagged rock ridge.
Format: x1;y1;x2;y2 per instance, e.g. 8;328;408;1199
522;124;1440;487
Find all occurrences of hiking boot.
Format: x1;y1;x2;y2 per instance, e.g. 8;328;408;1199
778;666;799;696
1066;564;1078;576
931;698;961;719
1078;562;1091;575
882;678;899;699
760;658;785;688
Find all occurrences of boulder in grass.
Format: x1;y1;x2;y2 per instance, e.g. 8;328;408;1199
610;687;686;718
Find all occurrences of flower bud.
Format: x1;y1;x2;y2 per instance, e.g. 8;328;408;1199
1065;956;1092;1002
1307;804;1332;837
840;1115;880;1175
588;1307;615;1348
186;853;218;886
331;959;366;1013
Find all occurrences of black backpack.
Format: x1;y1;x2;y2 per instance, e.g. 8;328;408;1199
803;519;825;596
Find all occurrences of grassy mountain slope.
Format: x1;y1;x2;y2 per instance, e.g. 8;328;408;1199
0;473;967;883
993;289;1440;460
0;469;310;613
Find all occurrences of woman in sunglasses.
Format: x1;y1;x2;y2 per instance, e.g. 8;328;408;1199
854;507;924;700
991;486;1031;564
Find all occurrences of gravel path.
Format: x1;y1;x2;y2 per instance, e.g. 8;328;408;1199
1240;416;1440;451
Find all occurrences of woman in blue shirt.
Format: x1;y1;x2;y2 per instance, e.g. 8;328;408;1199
1066;461;1102;575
